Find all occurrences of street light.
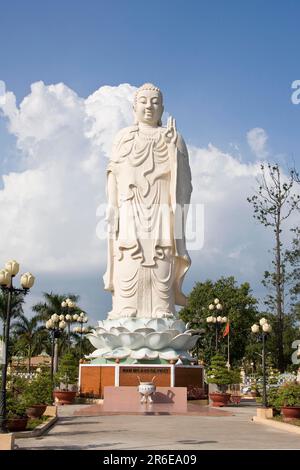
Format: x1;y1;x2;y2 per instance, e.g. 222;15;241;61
251;318;272;408
61;298;76;352
0;260;35;433
73;312;89;358
45;314;67;383
206;299;227;352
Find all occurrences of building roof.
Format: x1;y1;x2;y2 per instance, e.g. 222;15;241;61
11;355;51;367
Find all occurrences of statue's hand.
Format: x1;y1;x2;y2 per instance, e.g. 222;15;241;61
163;116;178;145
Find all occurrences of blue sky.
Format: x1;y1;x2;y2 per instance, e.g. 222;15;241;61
0;0;300;321
1;0;299;161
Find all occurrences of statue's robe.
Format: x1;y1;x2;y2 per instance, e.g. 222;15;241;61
103;124;192;319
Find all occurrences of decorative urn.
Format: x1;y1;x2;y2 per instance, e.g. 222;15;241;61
137;376;156;404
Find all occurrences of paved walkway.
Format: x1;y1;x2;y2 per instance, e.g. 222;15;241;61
15;401;300;450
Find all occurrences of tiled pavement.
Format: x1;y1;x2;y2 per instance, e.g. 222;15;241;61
15;400;300;450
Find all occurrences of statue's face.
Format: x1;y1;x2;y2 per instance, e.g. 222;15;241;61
134;89;163;126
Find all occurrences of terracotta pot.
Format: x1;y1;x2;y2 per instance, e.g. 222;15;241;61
53;390;76;405
250;391;258;397
209;392;231;407
230;394;242;404
281;406;300;419
26;404;47;418
6;417;28;432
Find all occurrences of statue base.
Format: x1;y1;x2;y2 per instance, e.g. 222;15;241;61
79;363;205;399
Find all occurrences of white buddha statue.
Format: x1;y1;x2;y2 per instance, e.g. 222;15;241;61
103;83;192;320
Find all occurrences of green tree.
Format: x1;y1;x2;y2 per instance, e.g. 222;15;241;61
56;351;79;390
244;308;300;374
23;370;53;406
71;331;93;359
179;277;258;366
32;292;80;323
32;292;84;357
285;228;300;334
12;314;48;372
0;290;24;342
285;228;300;301
32;291;92;360
247;163;300;371
206;354;232;392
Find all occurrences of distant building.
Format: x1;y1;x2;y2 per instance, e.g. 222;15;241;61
11;352;51;371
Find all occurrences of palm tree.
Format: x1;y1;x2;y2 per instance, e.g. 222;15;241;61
12;314;47;373
32;292;83;362
71;328;93;359
32;292;80;323
0;290;24;342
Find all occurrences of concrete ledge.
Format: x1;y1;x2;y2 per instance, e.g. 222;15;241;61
76;397;103;405
14;414;58;439
0;433;15;450
256;407;273;419
190;399;209;406
253;416;300;434
44;405;58;417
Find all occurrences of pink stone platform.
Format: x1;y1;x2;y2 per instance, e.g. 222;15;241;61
73;402;232;417
72;386;233;417
103;386;187;413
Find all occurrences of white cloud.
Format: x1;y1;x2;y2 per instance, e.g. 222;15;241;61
0;82;298;320
187;144;270;279
0;81;135;277
247;127;269;159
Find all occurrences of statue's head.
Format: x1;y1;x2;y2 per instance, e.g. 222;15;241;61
133;83;164;127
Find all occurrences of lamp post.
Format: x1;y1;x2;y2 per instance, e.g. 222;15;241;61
206;298;227;352
73;312;88;358
45;315;67;383
251;318;272;408
61;298;76;352
0;260;35;433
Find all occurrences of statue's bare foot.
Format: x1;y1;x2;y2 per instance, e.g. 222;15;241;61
120;307;137;318
153;311;174;319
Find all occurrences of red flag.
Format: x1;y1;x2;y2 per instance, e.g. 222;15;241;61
223;322;230;337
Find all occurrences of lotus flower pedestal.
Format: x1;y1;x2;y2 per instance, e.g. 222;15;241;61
85;318;200;364
82;317;205;401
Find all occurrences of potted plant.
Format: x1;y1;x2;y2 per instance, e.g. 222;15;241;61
274;382;300;419
6;397;29;432
53;352;78;405
206;354;232;407
24;370;53;418
4;374;29;431
259;385;281;414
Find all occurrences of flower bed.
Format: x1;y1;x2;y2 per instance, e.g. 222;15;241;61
26;415;50;431
272;415;300;427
